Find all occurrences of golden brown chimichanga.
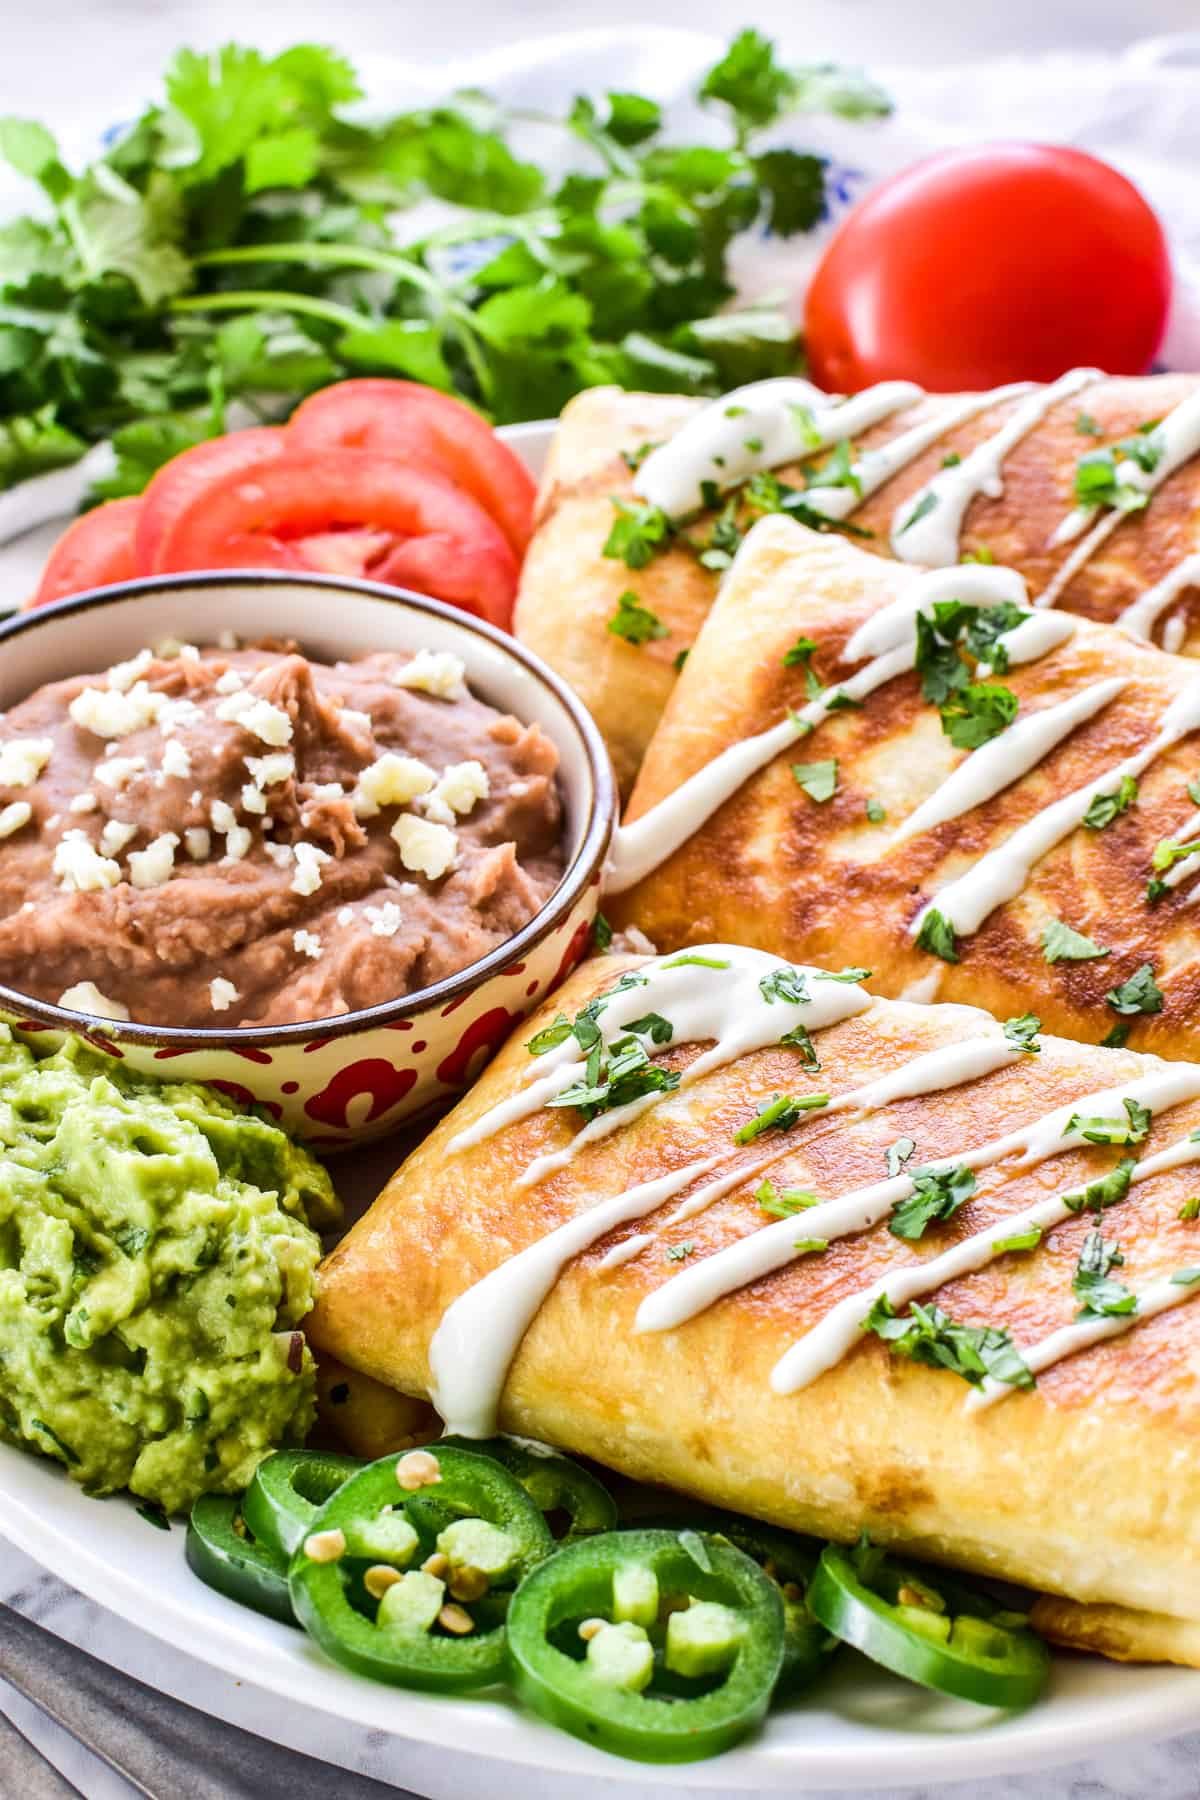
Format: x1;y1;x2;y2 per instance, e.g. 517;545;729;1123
307;949;1200;1662
612;515;1200;1061
515;375;1200;789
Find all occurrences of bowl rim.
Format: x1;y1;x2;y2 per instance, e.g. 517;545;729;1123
0;569;617;1049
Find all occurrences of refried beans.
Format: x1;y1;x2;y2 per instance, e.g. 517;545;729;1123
0;638;566;1026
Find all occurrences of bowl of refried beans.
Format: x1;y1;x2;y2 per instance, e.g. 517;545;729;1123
0;571;615;1144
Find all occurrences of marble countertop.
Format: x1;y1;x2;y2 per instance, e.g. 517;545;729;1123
7;1;1200;1793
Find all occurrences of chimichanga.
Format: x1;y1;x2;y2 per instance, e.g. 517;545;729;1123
307;948;1200;1660
515;373;1200;789
611;515;1200;1060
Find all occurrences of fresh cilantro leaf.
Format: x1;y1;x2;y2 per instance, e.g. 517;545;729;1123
1075;412;1102;437
755;1179;818;1217
897;491;939;535
1066;1097;1151;1146
526;1013;572;1054
592;912;613;952
1180;1196;1200;1222
939;681;1018;750
664;1240;695;1262
888;1164;976;1241
916;908;959;964
815;966;871;982
603;92;663;148
1083;776;1138;831
603;499;673;569
993;1224;1042;1253
113;1223;151;1258
136;1500;171;1530
759;966;811;1005
673;648;690;672
793;1237;829;1256
733;1091;828;1145
607;589;669;646
625;1012;673;1045
0;406;86;487
662;953;729;969
1072;1227;1136;1319
31;1417;80;1464
779;1023;820;1068
549;1033;680;1121
824;689;861;713
865;797;886;823
1105;963;1164;1017
886;1136;915;1178
1062;1156;1136;1215
1100;1023;1131;1049
1041;917;1109;963
1171;1267;1200;1285
783;633;822;694
1003;1013;1042;1054
752;148;826;235
791;759;838;802
862;1297;1033;1390
699;29;799;137
620;440;662;473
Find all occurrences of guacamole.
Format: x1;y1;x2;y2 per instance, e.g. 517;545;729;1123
0;1028;339;1513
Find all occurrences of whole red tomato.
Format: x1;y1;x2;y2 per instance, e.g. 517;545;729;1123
804;143;1172;393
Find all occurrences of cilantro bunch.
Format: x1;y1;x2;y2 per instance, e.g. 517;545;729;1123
0;30;888;496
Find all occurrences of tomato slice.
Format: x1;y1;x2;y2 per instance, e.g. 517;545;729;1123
288;380;537;556
154;450;520;626
135;426;289;573
28;497;142;609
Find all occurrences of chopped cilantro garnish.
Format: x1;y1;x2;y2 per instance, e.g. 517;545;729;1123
607;589;669;646
1101;1022;1131;1049
791;759;838;802
527;1012;573;1055
665;1241;696;1262
916;907;959;964
1062;1156;1136;1216
825;689;862;713
755;1179;818;1217
811;437;862;496
885;1136;915;1178
939;681;1018;750
673;648;690;672
993;1224;1043;1254
1074;412;1102;438
732;1091;828;1145
592;912;613;952
783;634;822;699
862;1297;1033;1390
603;499;673;570
897;491;939;535
865;797;886;823
31;1418;80;1464
624;1012;674;1044
663;953;730;970
941;451;961;468
1066;1097;1151;1146
136;1500;171;1531
1003;1013;1042;1054
1105;963;1164;1017
1083;775;1138;831
114;1223;151;1257
779;1022;820;1068
912;599;1024;733
1072;428;1161;513
1041;917;1109;963
549;1033;680;1121
788;402;822;449
888;1163;976;1241
759;966;811;1006
1180;1196;1200;1221
621;441;662;473
1171;1268;1200;1286
815;966;871;983
960;545;996;565
1072;1228;1136;1319
793;1237;829;1256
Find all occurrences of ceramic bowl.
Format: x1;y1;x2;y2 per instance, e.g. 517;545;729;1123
0;572;615;1146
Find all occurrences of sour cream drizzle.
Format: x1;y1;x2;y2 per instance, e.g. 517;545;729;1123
632;378;922;519
1117;553;1200;645
636;1064;1200;1340
913;677;1200;941
890;370;1098;567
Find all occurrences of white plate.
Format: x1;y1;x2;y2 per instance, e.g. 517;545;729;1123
3;29;1200;1794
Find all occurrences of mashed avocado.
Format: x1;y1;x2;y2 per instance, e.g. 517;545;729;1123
0;1027;339;1513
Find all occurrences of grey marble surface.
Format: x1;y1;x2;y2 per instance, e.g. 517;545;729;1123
7;1;1200;1794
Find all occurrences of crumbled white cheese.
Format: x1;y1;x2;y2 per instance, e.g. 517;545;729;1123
336;905;354;927
54;831;121;892
241;784;267;815
58;981;129;1022
94;755;146;793
158;696;203;732
44;813;60;831
307;781;344;801
244;751;294;789
365;901;404;938
421;759;489;825
353;753;436;819
391;814;458;881
264;841;294;869
339;706;373;735
291;842;331;897
209;977;240;1012
0;736;53;788
217;629;240;651
153;636;184;658
100;819;138;858
0;801;32;838
293;929;323;959
69;681;164;739
215;669;245;695
179;644;200;663
160;738;192;780
128;832;179;889
68;792;97;814
215;689;293;746
184;827;211;862
391;649;467;699
106;649;152;693
210;799;252;862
